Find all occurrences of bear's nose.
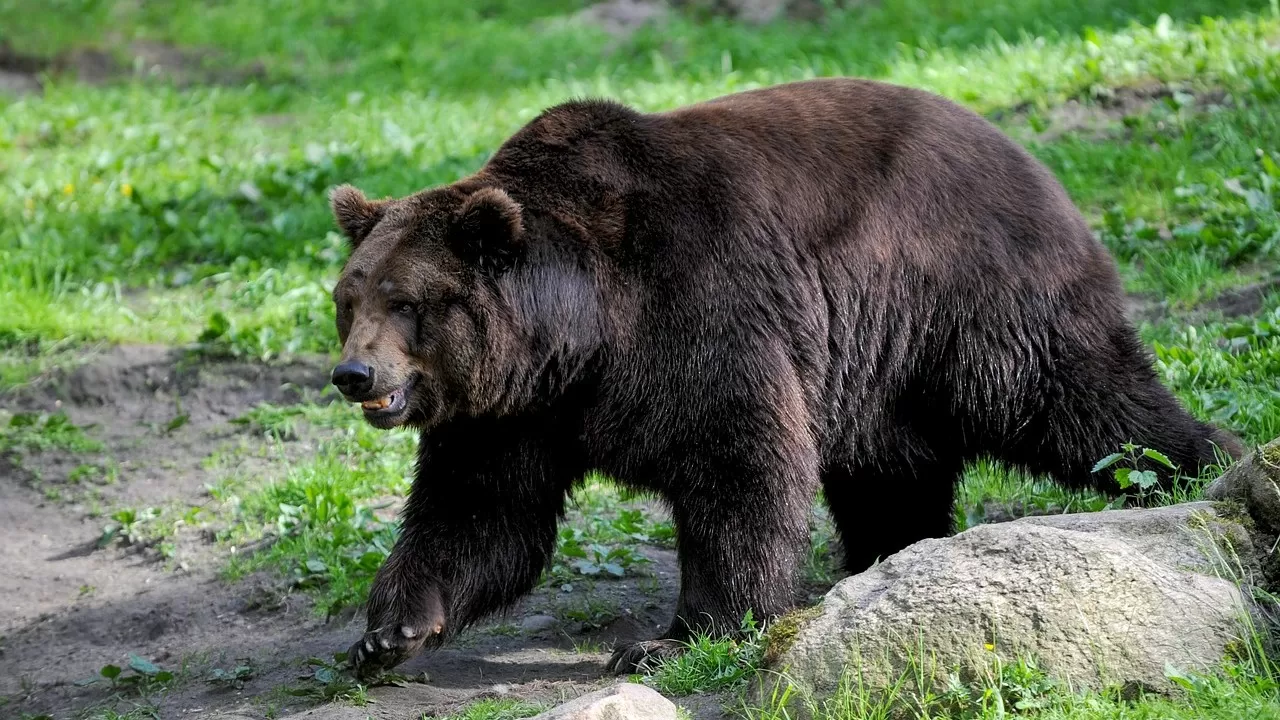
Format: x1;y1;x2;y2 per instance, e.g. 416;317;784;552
332;360;374;397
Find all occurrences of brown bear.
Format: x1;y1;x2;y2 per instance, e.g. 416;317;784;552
326;77;1243;678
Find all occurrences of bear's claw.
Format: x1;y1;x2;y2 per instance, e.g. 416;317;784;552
347;623;433;679
605;638;687;675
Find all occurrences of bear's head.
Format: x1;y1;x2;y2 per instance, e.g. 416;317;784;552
326;181;611;431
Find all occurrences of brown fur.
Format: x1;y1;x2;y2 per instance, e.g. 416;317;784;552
327;78;1244;677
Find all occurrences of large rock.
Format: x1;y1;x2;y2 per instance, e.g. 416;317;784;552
531;682;678;720
763;503;1256;705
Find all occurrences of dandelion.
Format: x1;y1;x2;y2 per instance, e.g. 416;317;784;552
63;183;75;195
984;643;995;652
122;183;133;198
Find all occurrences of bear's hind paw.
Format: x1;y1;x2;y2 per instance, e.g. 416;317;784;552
605;638;686;675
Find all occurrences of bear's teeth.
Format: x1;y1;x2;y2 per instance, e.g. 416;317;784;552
362;397;390;410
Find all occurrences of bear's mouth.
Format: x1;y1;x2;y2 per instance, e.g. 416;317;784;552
359;376;416;424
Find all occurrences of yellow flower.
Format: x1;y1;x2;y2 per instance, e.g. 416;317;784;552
122;183;133;198
24;197;34;211
984;643;995;652
63;183;75;195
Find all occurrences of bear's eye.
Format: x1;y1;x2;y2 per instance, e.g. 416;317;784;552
391;301;415;316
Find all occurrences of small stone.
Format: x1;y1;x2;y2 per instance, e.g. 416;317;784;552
520;614;558;633
530;683;677;720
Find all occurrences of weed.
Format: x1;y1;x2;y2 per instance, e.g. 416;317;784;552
283;651;425;706
1092;442;1179;492
0;412;103;454
74;655;177;705
282;653;369;705
645;611;766;696
554;596;622;630
206;660;256;690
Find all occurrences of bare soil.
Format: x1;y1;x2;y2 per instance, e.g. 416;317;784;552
0;38;267;97
993;82;1234;145
0;346;719;720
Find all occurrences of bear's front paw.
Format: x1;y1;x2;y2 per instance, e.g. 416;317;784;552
348;590;446;679
605;638;687;675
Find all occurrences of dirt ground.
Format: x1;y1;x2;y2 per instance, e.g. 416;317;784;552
0;345;727;720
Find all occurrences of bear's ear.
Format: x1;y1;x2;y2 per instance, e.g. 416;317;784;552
330;184;387;248
449;187;525;275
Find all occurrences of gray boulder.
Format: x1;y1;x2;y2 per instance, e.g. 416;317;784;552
763;503;1255;705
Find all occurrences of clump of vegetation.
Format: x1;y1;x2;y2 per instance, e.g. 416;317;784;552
0;411;103;455
645;611;767;696
435;698;547;720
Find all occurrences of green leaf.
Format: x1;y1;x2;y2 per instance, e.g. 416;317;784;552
1114;467;1133;489
1131;470;1159;490
305;559;328;574
129;654;161;676
559;541;587;559
96;525;119;548
602;562;625;577
1262;153;1280;179
165;414;190;433
198;311;231;342
1142;448;1176;469
1165;662;1198;690
1091;452;1125;473
100;664;122;680
313;666;337;684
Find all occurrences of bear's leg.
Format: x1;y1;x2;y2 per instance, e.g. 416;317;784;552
821;451;964;573
348;421;581;678
605;454;818;674
1002;338;1244;494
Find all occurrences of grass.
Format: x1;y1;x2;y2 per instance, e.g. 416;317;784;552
432;698;547;720
5;0;1280;718
214;412;676;617
742;650;1280;720
0;410;104;455
644;612;768;697
213;405;416;616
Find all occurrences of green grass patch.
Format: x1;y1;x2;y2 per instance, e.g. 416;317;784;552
214;425;415;616
0;410;104;454
1151;300;1280;445
213;428;677;614
644;612;767;696
434;698;547;720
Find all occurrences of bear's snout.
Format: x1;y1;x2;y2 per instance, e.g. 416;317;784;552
331;359;375;398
